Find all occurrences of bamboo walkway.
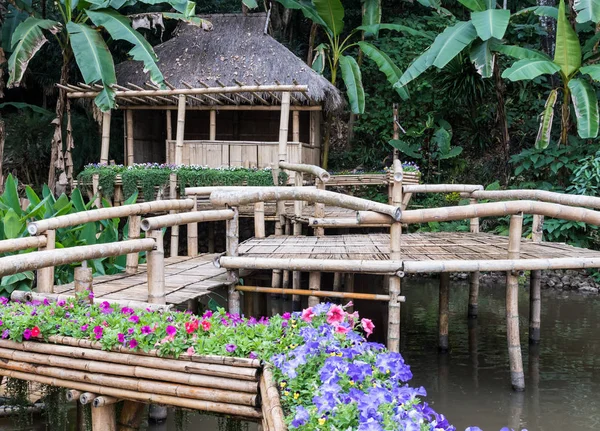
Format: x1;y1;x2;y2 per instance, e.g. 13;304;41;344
53;254;230;305
237;232;600;261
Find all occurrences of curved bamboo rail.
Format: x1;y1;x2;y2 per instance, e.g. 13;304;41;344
278;162;330;182
141;209;235;231
184;185;316;196
210;187;402;221
469;189;600;209
28;199;195;235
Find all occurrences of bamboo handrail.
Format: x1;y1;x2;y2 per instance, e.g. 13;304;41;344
210;187;402;221
218;256;403;274
28;200;195;235
469;189;600;209
0;239;156;277
401;257;600;273
0;236;47;254
278;162;330;183
403;184;483;194
235;285;403;302
185;186;316;196
141;209;235;231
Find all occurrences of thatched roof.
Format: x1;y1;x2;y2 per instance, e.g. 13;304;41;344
116;13;344;112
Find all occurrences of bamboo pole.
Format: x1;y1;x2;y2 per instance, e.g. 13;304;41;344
28;199;195;235
470;189;600;209
403;184;483;194
0;356;258;406
80;392;97;405
93;396;120;407
0;239;155;278
235;285;402;301
126;110;134;166
278;162;330;183
0;404;44;417
210;187;402;221
261;364;285;431
291;169;302;309
292;110;300;143
100;111;111;164
439;273;450;352
118;401;145;431
333;273;342;292
227;208;241;315
0;236;47;254
126;215;142;274
388;159;403;353
169;173;179;258
210;110;217;141
507;213;525;391
36;230;55;293
254;202;266;238
314;179;325;237
529;214;544;344
469;198;480;319
0;339;259;380
67;389;83;402
278;92;291;167
186;186;315;196
142;209;235;231
93;404;117;431
308;272;320;308
307;218;387;228
175;95;186;165
74;265;93;303
187;195;199;257
146;230;165;305
92;174;102;208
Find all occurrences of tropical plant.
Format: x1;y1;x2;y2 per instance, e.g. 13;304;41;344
502;0;600;148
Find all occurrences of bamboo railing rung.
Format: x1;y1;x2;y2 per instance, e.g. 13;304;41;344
235;285;402;302
401;257;600;273
0;236;47;254
403;184;483;194
141;209;235;231
469;189;600;209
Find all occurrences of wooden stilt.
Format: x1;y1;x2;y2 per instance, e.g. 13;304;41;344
333;273;342;292
507;213;524;391
74;265;93;303
530;214;544;343
175;95;186;165
187;195;198;257
92;404;117;431
468;198;480;318
147;230;165;305
126;110;134;166
387;160;403;352
37;230;55;293
100;111;111;165
169;173;179;258
226;208;240;314
209;110;217;141
308;272;321;307
254;202;265;238
165;110;172;164
292;271;302;311
125;216;141;274
117;401;145;431
439;273;450;352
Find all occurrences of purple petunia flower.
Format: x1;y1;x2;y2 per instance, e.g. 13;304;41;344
166;325;176;336
141;325;152;334
57;299;65;307
80;324;89;332
129;315;139;323
0;297;8;305
249;352;258;359
226;344;237;353
118;333;125;343
1;329;9;339
291;406;309;427
129;339;138;349
127;328;135;335
282;312;291;320
93;326;103;339
22;329;31;340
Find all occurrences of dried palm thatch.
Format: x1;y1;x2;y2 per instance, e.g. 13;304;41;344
116;13;343;112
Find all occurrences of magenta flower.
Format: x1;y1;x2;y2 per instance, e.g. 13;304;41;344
93;326;103;339
80;324;89;332
361;318;375;337
0;297;8;305
226;344;237;353
118;333;125;343
0;320;3;326
57;299;65;307
282;312;291;320
23;328;31;340
301;307;315;323
127;328;135;335
129;339;138;349
326;304;345;325
249;352;258;359
1;329;9;339
166;325;177;336
129;315;139;324
141;325;152;334
202;310;213;319
121;307;134;315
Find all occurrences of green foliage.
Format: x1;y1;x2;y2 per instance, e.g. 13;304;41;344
568;151;600;195
5;378;33;428
42;385;69;430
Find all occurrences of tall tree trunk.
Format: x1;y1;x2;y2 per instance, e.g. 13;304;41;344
493;59;511;183
560;83;570;146
48;56;69;193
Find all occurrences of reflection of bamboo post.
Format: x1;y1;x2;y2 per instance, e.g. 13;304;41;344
175;95;186;165
37;230;55;293
439;272;450;352
147;230;165;305
388;160;403;352
74;265;93;304
100;111;111;164
169;173;179;257
118;401;145;431
126;110;134;166
187;195;198;257
227;208;240;314
507;213;524;391
469;198;480;319
530;214;544;343
126;216;141;274
468;318;479;389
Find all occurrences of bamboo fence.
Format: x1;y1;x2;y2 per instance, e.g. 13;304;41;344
141;209;234;231
469;189;600;209
0;236;47;254
279;162;330;182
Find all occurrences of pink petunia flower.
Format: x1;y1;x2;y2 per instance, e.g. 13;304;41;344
326;305;345;325
201;320;211;331
334;323;350;335
301;307;315;323
361;318;375;337
186;347;195;356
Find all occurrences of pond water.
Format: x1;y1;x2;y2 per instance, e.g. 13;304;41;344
2;277;600;430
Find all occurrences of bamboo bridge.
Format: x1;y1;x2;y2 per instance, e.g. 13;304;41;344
0;162;600;428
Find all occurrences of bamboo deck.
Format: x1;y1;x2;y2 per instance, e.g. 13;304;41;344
53;254;230;305
237;232;600;261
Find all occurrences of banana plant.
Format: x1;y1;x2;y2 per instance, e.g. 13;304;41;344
501;0;600;148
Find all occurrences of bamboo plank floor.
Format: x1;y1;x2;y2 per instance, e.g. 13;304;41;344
237;232;600;262
53;254;231;305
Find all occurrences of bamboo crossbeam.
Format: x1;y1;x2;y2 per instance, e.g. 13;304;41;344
403;184;483;194
0;404;44;417
235;285;402;302
0;352;258;406
0;236;47;254
80;392;96;405
141;210;234;231
65;85;308;99
469;189;600;209
93;396;120;407
210;187;402;221
67;390;82;402
186;186;316;196
28;200;195;235
218;256;403;274
0;368;262;419
0;239;155;277
307;218;386;228
402;257;600;273
278;162;330;182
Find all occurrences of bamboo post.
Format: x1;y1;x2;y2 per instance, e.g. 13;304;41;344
125;216;141;274
37;230;55;293
92;174;101;208
166;110;172;164
169;173;179;257
100;111;111;164
469;198;480;319
227;208;240;314
507;213;525;391
146;230;165;305
254;202;265;238
388;160;403;352
74;265;93;304
175;95;186;165
80;392;97;405
93;396;119;407
92;403;117;431
187;195;198;257
333;273;342;292
278;92;291;167
392;104;399;161
439;272;450;352
210;110;216;141
126;110;134;166
530;214;544;343
118;401;145;431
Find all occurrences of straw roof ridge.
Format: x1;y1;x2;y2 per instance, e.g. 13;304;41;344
116;13;344;112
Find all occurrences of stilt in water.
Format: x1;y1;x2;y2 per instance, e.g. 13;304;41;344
468;199;480;318
438;273;450;352
529;214;544;343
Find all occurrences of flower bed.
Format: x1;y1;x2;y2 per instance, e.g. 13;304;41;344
0;296;520;430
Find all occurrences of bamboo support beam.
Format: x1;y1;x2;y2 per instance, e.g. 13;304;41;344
0;368;261;419
403;184;483;194
278;162;330;182
307;218;385;228
67;390;83;402
186;185;316;196
227;209;241;315
142;209;234;231
146;230;165;305
439;273;450;352
169;173;179;258
530;214;544;344
92;174;101;208
507;214;525;391
254;202;266;238
469;198;480;319
93;396;120;407
126;110;134;166
125;215;141;274
28;200;194;235
235;285;403;302
210;187;402;221
187;195;199;257
402;257;600;273
175;95;186;165
100;111;111;164
388;159;403;353
470;189;600;209
80;392;97;405
210;110;216;140
0;239;155;278
93;402;117;431
36;230;55;293
0;236;47;253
